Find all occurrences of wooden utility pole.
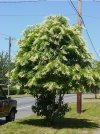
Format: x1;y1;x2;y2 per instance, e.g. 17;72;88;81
77;0;82;114
77;0;82;25
6;36;15;96
8;36;11;96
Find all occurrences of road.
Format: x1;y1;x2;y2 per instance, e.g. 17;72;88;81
0;94;77;123
16;94;77;119
16;96;35;119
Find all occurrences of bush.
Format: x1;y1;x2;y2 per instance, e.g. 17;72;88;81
17;88;26;95
3;88;17;95
32;90;70;125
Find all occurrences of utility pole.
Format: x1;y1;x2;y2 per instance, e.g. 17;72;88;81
77;0;82;114
8;36;11;96
6;36;15;96
77;0;82;25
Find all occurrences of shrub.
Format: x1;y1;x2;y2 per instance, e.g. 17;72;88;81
3;88;17;95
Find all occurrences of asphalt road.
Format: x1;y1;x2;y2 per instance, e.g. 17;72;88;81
0;94;77;123
16;96;35;119
16;94;77;119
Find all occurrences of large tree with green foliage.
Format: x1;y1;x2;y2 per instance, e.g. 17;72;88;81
11;16;98;124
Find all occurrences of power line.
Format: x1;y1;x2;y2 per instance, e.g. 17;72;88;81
0;0;69;3
69;0;100;60
69;0;84;25
0;32;16;40
0;13;75;17
0;0;38;3
0;32;10;37
0;14;44;16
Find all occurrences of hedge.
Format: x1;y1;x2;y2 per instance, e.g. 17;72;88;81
3;88;17;95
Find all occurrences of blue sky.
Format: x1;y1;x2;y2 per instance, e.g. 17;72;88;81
0;0;100;60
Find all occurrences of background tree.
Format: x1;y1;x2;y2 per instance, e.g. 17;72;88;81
0;52;14;84
11;16;99;124
91;60;100;98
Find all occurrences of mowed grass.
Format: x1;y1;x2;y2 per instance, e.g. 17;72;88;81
0;102;100;134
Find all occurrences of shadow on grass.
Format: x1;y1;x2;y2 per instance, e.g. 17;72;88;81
81;109;88;113
19;117;99;129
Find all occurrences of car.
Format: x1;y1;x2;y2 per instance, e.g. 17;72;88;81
0;84;17;122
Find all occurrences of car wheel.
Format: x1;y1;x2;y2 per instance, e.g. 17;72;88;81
6;110;15;122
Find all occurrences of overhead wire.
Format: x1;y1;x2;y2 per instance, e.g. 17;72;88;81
0;13;76;17
69;0;100;60
0;0;66;39
0;0;38;3
0;32;10;37
0;32;16;40
0;0;68;3
0;14;45;16
0;0;99;60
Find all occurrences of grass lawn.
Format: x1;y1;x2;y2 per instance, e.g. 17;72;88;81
0;102;100;134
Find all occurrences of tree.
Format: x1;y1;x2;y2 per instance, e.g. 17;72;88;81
0;52;14;84
11;16;98;124
91;60;100;98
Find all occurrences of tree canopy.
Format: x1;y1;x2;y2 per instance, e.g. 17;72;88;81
11;16;100;123
0;52;14;84
11;16;96;93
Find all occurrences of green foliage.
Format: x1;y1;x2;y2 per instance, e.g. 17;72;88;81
32;90;70;124
90;60;100;88
0;52;14;84
11;15;99;124
3;88;17;95
94;61;100;73
90;61;100;97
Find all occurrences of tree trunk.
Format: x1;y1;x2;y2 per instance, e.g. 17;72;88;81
58;91;62;109
95;92;97;99
94;87;97;99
